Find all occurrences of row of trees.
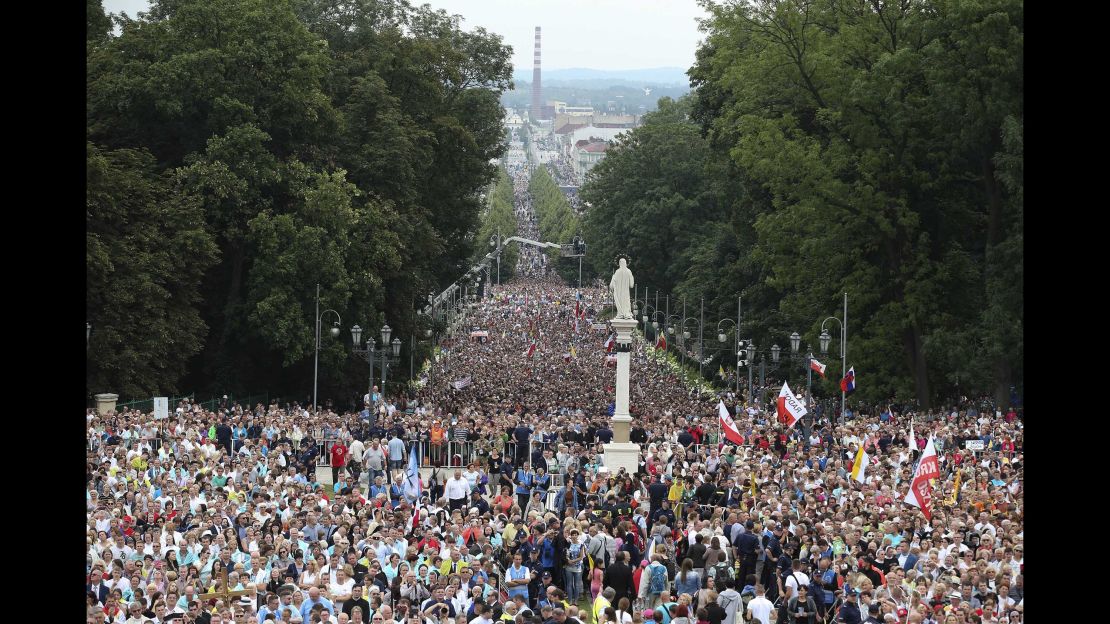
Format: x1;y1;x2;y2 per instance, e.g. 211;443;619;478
474;169;519;283
528;167;580;283
86;0;513;400
581;0;1022;409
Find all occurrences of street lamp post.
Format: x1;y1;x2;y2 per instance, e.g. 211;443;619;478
350;325;374;405
716;295;743;398
490;229;502;286
680;317;701;372
313;283;342;415
787;331;816;431
819;292;849;424
352;323;402;403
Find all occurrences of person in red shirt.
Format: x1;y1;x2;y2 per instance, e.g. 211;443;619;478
330;440;349;485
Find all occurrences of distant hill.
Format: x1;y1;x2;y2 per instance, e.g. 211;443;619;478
511;66;690;87
501;80;689;114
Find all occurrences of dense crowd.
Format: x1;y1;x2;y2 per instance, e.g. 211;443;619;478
86;161;1023;624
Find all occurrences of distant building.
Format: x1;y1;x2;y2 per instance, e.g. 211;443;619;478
567;126;629;145
554;119;588;139
563;106;594;117
574;139;610;178
592;113;638;128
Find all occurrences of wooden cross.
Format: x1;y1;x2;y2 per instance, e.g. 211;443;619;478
207;564;256;609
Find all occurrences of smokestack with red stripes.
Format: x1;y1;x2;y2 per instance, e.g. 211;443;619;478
531;26;543;120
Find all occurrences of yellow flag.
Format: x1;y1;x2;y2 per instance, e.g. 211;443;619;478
750;470;757;499
570;345;576;358
719;365;726;379
946;470;962;506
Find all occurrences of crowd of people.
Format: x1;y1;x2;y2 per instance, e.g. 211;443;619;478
85;156;1023;624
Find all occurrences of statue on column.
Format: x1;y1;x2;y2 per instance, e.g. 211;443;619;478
610;257;635;319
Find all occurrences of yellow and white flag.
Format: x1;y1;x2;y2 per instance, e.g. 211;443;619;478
851;445;870;483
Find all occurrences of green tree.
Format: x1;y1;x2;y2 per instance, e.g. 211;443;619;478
86;0;513;399
475;168;519;282
86;142;219;397
690;0;1024;407
87;0;112;43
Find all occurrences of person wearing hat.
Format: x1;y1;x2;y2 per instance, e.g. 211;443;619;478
835;589;862;624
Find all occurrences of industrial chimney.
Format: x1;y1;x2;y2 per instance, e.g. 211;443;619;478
531;26;543;120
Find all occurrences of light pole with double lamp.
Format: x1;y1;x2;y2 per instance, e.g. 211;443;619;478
489;231;502;286
351;324;402;402
780;331;816;429
819;293;848;424
313;283;342;415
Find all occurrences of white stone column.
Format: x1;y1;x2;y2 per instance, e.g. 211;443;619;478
604;318;641;473
95;393;119;416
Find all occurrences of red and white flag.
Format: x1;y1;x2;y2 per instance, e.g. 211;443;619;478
904;437;940;519
523;341;536;359
809;358;827;379
776;382;808;428
604;333;615;352
718;401;744;445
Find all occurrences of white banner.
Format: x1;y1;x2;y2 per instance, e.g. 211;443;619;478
153;397;169;420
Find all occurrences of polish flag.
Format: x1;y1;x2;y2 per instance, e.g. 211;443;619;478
718;401;744;445
604;333;615;352
904;437;940;519
776;382;808;428
810;358;827;379
523;341;536;359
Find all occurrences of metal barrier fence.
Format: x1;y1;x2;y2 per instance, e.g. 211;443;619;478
105;393;271;415
310;437;594;472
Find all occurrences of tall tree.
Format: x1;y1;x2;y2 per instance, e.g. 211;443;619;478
86;0;513;399
86;142;219;397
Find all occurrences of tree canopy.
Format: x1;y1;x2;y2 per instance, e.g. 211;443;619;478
581;0;1022;408
87;0;513;401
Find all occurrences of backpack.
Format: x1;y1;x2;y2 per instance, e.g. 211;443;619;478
709;561;733;583
716;591;738;616
649;564;668;595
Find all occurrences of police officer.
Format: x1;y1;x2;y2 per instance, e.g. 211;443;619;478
836;589;862;624
735;521;760;589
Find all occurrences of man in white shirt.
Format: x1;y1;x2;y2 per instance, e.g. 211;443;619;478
444;469;472;512
348;437;366;484
745;585;773;624
782;560;810;605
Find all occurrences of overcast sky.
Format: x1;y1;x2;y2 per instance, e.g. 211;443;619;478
102;0;709;71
